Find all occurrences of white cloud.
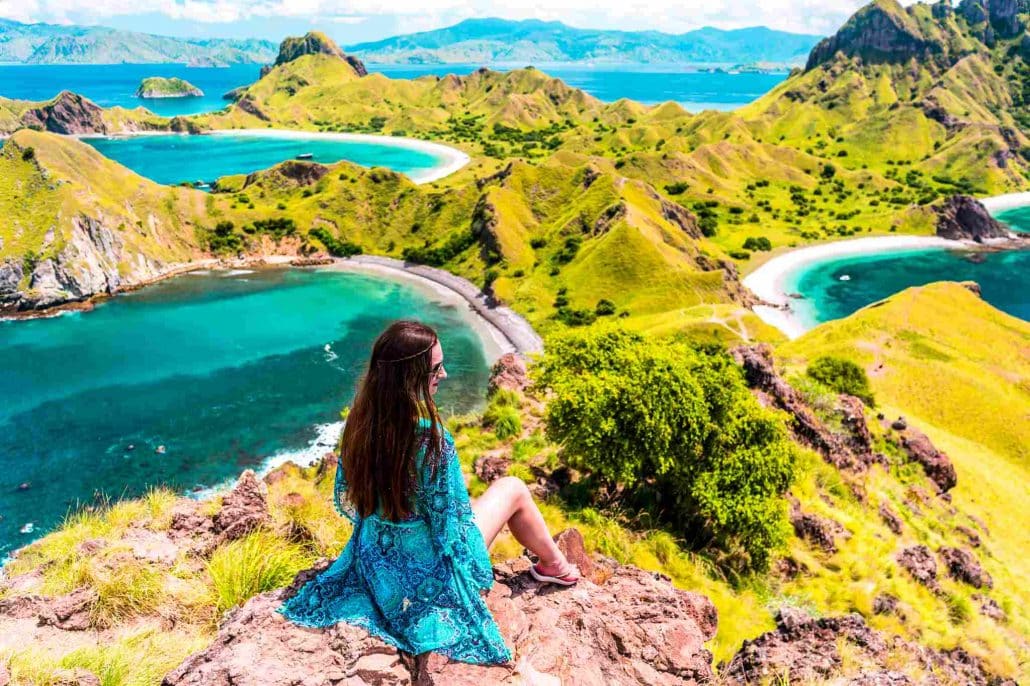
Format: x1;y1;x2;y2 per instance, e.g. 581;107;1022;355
0;0;902;36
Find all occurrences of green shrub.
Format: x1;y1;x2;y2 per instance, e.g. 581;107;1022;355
806;355;875;406
728;249;751;260
664;181;689;195
483;389;523;440
21;146;35;161
22;249;41;275
309;227;362;257
743;236;773;251
534;327;797;572
595;299;616;316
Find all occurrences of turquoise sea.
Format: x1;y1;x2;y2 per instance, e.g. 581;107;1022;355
0;269;492;561
83;132;447;186
784;208;1029;329
0;62;787;117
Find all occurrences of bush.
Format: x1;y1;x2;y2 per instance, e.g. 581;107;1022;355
483;389;522;439
664;181;689;195
594;299;616;316
21;146;35;161
806;355;875;406
534;328;797;572
309;227;362;257
821;163;837;180
742;236;772;251
22;249;41;275
728;249;751;260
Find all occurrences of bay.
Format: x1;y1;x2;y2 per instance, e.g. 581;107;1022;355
0;268;492;561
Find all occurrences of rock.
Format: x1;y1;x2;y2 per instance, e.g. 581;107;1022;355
890;417;907;431
487;353;529;395
878;502;904;535
960;280;982;297
36;586;97;631
243;160;329;189
933;195;1010;241
841;672;913;685
730;345;870;473
722;608;887;683
21;91;107;134
789;500;848;553
938;546;992;588
837;394;874;459
973;593;1006;621
872;593;900;617
167;500;217;556
896;545;939;591
551;528;598;584
955;524;982;547
213;470;271;545
135;77;204;99
898;427;957;493
265;32;367;77
473;454;511;483
164;544;718;685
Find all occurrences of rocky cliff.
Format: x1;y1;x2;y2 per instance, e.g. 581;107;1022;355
19;91;109;135
933;194;1013;240
260;32;367;78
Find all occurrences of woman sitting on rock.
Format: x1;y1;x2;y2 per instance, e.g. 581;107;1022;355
276;319;578;664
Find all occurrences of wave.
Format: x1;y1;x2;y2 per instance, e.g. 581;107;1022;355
186;421;344;501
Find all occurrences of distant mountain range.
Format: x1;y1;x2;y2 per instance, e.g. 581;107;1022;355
0;18;277;65
346;18;823;66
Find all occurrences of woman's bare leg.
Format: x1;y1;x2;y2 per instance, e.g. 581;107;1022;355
471;476;571;573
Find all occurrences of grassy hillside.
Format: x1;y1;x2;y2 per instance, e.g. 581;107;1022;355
0;130;210;294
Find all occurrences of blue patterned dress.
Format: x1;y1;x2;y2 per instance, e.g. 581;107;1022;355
275;419;512;665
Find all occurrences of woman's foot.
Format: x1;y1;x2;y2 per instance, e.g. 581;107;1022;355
531;556;580;586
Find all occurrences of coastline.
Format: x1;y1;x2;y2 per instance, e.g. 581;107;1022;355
743;235;974;339
68;128;471;185
979;191;1030;213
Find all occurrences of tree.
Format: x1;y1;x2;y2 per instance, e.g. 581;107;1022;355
534;327;797;572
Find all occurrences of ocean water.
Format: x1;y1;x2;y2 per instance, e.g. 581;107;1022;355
784;247;1030;329
0;268;492;561
993;204;1030;233
82;132;445;186
0;63;258;117
0;62;786;117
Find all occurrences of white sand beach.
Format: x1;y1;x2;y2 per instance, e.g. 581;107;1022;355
743;235;966;339
206;128;470;183
979;192;1030;213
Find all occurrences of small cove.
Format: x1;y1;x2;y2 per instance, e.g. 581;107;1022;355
81;130;465;186
0;268;494;562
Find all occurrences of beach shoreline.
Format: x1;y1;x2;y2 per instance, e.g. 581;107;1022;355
69;128;471;185
742;235;976;339
979;191;1030;213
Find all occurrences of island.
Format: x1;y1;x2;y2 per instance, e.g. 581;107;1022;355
134;76;204;99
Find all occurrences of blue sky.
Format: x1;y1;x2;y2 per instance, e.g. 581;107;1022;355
0;0;879;43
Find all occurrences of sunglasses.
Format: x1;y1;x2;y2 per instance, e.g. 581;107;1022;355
430;361;446;378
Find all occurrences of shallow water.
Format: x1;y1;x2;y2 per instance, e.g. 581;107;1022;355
0;268;491;560
82;132;446;186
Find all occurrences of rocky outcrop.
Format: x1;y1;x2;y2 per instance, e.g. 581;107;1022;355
805;1;944;71
487;353;529;394
167;470;270;557
896;545;939;591
163;539;719;685
730;344;878;473
722;608;886;683
20;91;107;134
261;32;367;78
243;160;330;189
939;546;993;588
473;453;511;483
896;426;957;493
961;0;1025;37
789;500;849;553
933;195;1010;242
878;502;904;535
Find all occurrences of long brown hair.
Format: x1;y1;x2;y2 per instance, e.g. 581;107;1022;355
340;320;443;521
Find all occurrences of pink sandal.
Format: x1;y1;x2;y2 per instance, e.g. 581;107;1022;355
530;559;580;586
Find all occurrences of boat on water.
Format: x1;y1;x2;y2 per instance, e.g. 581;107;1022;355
296;153;314;160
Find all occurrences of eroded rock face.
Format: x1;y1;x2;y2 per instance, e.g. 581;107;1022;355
939;546;993;588
730;345;873;473
265;32;367;77
805;1;942;71
722;608;886;683
163;545;718;686
933;195;1010;241
487;353;529;395
878;502;904;535
213;469;271;545
897;427;957;493
896;545;939;591
244;160;330;189
21;91;107;134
